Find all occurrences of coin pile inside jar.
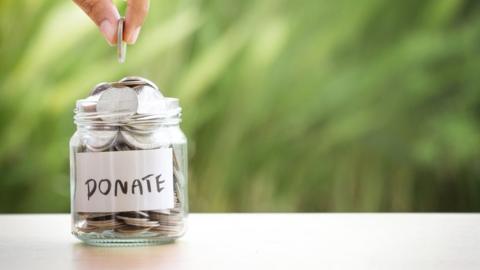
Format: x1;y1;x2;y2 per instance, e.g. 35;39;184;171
74;76;186;237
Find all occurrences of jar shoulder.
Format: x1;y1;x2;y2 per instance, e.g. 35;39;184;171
70;131;80;147
71;127;187;146
170;126;187;144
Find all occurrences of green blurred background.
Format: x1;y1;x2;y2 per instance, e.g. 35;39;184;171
0;0;479;212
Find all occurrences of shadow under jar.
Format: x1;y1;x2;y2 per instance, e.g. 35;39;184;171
70;77;188;246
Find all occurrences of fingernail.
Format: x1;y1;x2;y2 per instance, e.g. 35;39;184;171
99;20;115;46
126;27;141;44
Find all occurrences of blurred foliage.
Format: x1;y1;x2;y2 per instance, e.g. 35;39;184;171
0;0;479;212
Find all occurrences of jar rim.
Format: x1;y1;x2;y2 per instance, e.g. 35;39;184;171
74;97;182;126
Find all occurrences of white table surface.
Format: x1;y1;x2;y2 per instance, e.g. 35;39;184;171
0;214;479;269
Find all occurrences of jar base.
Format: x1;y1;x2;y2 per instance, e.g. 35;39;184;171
75;234;178;247
73;231;183;247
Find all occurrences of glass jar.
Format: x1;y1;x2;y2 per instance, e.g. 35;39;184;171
70;77;188;246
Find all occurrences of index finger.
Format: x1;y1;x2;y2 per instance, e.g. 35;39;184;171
124;0;150;44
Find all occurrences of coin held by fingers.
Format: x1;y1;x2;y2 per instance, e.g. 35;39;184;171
117;17;127;63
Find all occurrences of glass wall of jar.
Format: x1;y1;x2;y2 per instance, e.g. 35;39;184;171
70;77;188;246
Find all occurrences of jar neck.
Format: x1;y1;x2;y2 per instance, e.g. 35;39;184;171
76;122;180;132
74;96;182;130
74;112;182;132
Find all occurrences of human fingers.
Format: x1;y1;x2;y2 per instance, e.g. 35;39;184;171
124;0;149;44
73;0;120;45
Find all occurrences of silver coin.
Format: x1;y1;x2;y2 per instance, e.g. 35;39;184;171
117;17;126;63
114;143;134;151
118;211;150;218
136;211;150;218
78;224;102;233
78;101;97;113
172;149;180;170
149;213;183;223
121;125;158;135
157;216;183;222
170;207;183;214
116;216;148;222
128;114;164;121
125;220;160;228
117;80;145;88
86;214;115;221
86;219;123;228
174;168;185;185
109;82;132;88
120;76;159;90
119;76;144;82
78;212;113;219
174;179;183;204
83;129;118;151
149;209;171;215
122;122;163;132
97;87;138;121
120;130;164;149
115;225;150;234
136;86;165;114
150;225;183;233
90;82;112;96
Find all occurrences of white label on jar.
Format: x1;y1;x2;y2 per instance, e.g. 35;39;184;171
74;148;174;212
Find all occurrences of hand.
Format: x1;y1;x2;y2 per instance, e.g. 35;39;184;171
73;0;149;45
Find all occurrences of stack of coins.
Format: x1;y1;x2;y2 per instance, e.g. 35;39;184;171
74;76;186;238
77;210;185;237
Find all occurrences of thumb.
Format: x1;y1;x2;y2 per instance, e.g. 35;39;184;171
73;0;120;45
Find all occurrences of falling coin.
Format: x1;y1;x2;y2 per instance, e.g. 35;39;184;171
117;17;126;63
